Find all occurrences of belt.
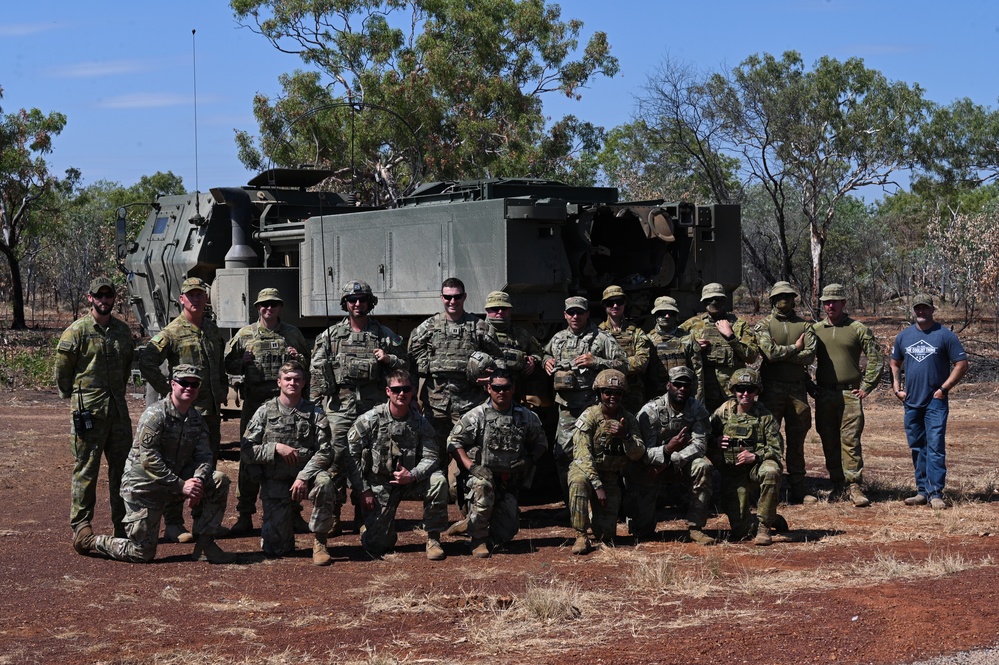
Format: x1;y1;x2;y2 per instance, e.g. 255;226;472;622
819;382;859;391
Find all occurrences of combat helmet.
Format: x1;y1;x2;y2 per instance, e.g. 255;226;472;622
727;368;762;393
593;369;629;391
340;280;378;311
768;281;799;301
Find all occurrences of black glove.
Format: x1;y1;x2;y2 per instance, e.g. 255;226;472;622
468;464;493;482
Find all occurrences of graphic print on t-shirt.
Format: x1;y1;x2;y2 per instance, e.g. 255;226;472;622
905;340;937;363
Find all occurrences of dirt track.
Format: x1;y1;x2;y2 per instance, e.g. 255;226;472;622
2;387;998;665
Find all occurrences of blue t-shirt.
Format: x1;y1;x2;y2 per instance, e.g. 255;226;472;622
891;323;967;408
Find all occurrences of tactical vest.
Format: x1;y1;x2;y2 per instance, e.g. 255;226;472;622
606;325;640;376
478;408;527;472
591;417;631;473
651;332;688;371
367;412;421;479
244;325;291;386
695;319;735;368
259;400;318;480
650;400;687;442
331;328;383;386
495;330;527;373
428;319;479;375
551;330;599;392
717;407;764;466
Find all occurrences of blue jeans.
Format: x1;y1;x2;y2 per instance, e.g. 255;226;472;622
903;398;949;499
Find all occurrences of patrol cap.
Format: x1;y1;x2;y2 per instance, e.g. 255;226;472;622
485;290;513;308
700;283;727;302
565;296;588;311
819;283;847;302
254;288;283;306
180;277;209;294
668;366;697;385
652;296;680;314
769;281;799;300
913;294;935;308
89;276;115;295
601;285;626;302
171;364;202;381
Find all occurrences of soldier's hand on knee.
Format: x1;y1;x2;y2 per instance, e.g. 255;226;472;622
360;489;377;511
391;463;414;486
183;478;204;506
595;487;607;507
290;479;309;502
275;443;300;465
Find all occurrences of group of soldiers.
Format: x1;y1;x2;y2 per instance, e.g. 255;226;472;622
59;272;958;565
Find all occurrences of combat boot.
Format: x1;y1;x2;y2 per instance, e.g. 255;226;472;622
72;523;96;555
445;518;469;538
227;513;253;536
687;528;717;546
754;521;773;547
571;535;592;555
164;523;195;543
847;483;871;508
470;538;491;559
312;535;332;566
788;482;816;505
192;536;236;564
426;532;446;561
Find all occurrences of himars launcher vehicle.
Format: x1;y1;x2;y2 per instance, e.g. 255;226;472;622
117;168;740;343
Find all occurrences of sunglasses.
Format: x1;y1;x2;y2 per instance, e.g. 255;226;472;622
733;385;758;394
489;383;514;393
601;389;624;397
258;301;281;309
175;378;201;389
441;293;466;302
485;307;510;314
92;291;116;300
604;298;626;307
565;309;587;316
388;385;414;394
345;296;369;304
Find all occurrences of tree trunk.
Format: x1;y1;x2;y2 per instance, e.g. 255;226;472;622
1;248;28;329
809;226;825;318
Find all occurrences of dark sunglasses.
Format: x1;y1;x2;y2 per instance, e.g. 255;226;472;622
733;385;758;394
604;298;626;307
175;379;201;389
388;385;414;394
92;291;116;300
345;296;369;304
565;308;587;316
441;293;466;302
258;301;281;309
601;389;624;397
489;383;514;393
485;307;510;314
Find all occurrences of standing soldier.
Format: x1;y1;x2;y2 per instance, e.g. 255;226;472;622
57;276;135;549
543;296;627;497
347;370;448;560
646;295;703;400
242;361;334;564
598;285;651;412
310;280;407;529
626;366;715;545
753;282;817;504
225;288;310;535
567;369;645;555
681;283;759;412
447;370;548;558
136;277;226;544
708;369;783;546
482;290;544;396
812;284;883;507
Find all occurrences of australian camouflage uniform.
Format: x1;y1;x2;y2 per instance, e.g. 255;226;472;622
447;402;548;547
92;397;230;562
598;319;651;413
241;397;331;557
55;312;134;536
568;405;645;542
646;326;704;400
347;403;447;555
708;401;784;540
680;313;759;411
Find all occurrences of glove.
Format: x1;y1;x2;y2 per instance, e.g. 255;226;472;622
468;464;493;482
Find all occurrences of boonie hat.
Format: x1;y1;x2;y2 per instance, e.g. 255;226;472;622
700;283;727;302
181;277;209;294
564;296;588;311
601;285;626;302
89;276;115;295
912;294;934;308
652;296;680;314
819;284;847;302
769;281;799;300
172;364;202;381
668;366;697;385
485;291;513;308
254;288;284;306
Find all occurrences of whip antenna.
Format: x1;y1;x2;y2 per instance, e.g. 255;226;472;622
191;29;203;222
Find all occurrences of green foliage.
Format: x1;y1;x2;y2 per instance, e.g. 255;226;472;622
0;332;56;390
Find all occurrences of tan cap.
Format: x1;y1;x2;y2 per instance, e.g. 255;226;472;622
89;276;115;295
180;277;209;294
769;281;799;299
652;296;680;314
700;283;727;301
171;364;202;381
819;284;847;302
668;366;697;385
254;288;284;306
485;290;513;308
601;285;626;302
913;294;934;308
564;296;588;311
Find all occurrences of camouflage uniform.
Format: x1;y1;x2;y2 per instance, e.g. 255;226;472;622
92;397;229;562
813;315;883;487
646;326;704;400
346;403;447;555
447;402;548;546
680;313;758;411
543;324;627;492
489;321;544;398
708;400;783;540
568;405;644;542
754;307;816;492
598;319;651;413
241;397;331;556
624;395;712;538
55;311;134;536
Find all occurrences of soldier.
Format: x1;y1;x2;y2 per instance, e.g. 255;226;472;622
811;284;884;507
646;295;703;400
567;369;645;555
347;369;448;560
708;369;783;546
543;296;627;497
482;290;544;397
310;279;406;530
680;283;759;412
242;361;335;564
224;288;310;535
135;276;226;543
753;282;817;504
447;369;548;558
57;276;135;549
625;366;715;545
76;365;235;564
598;285;651;412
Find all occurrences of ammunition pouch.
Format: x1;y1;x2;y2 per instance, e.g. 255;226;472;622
553;369;578;391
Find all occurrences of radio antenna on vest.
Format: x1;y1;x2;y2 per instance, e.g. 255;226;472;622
190;29;204;223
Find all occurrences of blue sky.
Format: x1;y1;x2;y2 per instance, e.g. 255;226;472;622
2;0;997;195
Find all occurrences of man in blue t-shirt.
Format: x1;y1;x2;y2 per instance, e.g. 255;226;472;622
889;294;969;510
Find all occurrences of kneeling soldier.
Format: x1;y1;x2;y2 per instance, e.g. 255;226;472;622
448;369;548;558
708;368;784;546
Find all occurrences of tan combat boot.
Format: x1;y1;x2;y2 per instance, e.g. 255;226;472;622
687;528;717;546
571;535;592;555
470;538;491;559
164;523;195;543
754;521;773;547
192;536;236;564
847;483;871;508
445;518;469;538
426;532;446;561
312;535;332;566
72;523;96;555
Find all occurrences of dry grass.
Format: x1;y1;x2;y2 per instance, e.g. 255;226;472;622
855;549;994;580
625;551;723;598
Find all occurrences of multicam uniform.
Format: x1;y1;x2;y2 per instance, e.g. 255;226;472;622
646;326;704;400
813;315;883;487
346;403;447;554
447;403;548;546
708;401;783;540
680;313;758;411
598;319;651;412
55;312;134;535
489;321;544;396
568;405;644;542
92;398;230;562
625;395;712;538
241;397;331;556
754;308;816;493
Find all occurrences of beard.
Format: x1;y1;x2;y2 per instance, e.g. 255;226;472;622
93;301;113;316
